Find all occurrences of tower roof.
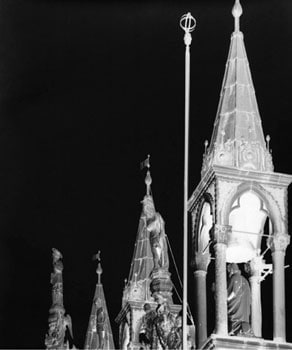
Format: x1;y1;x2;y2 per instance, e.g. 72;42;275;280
84;259;115;350
122;170;155;304
201;0;273;176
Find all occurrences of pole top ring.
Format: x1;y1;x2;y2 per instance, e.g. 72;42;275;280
180;12;196;33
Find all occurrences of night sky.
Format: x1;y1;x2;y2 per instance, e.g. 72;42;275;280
0;0;291;348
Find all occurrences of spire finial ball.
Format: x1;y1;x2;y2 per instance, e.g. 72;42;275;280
145;170;152;188
96;262;103;276
232;0;243;19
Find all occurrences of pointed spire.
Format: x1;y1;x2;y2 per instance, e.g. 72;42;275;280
201;0;274;176
123;163;173;305
123;169;155;304
84;252;115;350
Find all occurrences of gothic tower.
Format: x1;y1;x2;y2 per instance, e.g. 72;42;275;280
189;1;292;349
116;168;182;349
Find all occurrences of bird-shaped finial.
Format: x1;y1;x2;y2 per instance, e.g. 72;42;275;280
232;0;243;32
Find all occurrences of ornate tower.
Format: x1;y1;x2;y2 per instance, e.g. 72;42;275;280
45;249;74;350
84;253;115;350
116;168;182;349
189;1;292;349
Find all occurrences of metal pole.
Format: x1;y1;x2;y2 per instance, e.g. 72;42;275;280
180;13;196;350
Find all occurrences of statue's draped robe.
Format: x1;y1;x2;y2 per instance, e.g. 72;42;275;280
227;271;251;333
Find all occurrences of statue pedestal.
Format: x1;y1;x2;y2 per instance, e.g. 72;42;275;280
150;269;173;303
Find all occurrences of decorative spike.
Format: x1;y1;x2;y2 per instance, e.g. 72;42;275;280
232;0;243;32
204;140;208;154
266;134;271;152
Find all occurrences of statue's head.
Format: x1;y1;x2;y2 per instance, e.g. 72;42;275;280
227;263;240;276
175;315;182;327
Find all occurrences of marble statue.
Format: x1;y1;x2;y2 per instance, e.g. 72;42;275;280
227;263;253;336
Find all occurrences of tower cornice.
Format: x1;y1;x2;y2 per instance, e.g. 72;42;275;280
189;165;292;211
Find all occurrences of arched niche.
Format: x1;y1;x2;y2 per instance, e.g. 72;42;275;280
226;191;268;263
195;194;214;255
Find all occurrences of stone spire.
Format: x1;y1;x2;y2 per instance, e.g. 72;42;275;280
84;252;115;350
122;170;155;305
45;249;74;350
116;163;181;350
201;0;273;176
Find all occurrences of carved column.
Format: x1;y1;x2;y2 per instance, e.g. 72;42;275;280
192;251;211;348
268;233;290;342
245;256;263;337
212;224;230;336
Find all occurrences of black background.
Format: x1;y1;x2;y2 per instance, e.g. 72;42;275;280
0;0;291;348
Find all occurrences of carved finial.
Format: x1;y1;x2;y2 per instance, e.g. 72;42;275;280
232;0;243;32
145;170;152;196
93;251;102;284
266;134;271;152
204;140;208;155
96;263;103;284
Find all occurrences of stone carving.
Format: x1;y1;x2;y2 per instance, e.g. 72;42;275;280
201;138;274;177
212;224;231;245
96;306;106;349
45;249;74;350
121;320;130;350
227;263;254;337
139;300;182;350
45;312;73;350
139;303;157;349
146;210;169;272
267;233;290;253
142;195;169;271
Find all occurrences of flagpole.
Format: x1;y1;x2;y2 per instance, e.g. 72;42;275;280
180;12;196;350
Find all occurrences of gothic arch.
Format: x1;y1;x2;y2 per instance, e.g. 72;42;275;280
194;193;215;253
220;181;284;235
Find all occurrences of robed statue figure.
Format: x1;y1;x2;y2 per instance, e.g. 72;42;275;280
227;263;253;336
146;212;169;271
